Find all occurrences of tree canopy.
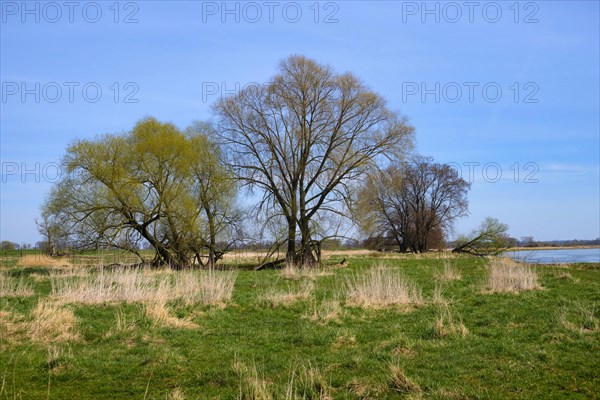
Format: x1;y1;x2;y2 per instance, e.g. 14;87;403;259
41;117;239;268
214;55;414;265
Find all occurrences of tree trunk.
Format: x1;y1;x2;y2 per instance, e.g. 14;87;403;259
298;218;319;266
286;219;297;265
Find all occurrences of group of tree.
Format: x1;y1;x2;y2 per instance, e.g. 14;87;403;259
354;157;470;253
39;55;512;268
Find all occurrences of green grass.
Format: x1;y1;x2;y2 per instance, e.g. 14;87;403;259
1;255;599;399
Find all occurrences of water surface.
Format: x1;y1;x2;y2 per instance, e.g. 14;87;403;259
504;248;600;264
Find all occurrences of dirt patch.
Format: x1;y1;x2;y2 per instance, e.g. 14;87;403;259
17;254;72;267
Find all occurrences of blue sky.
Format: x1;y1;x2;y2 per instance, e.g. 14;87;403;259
1;0;599;244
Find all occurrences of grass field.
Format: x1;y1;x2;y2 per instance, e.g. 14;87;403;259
1;252;599;399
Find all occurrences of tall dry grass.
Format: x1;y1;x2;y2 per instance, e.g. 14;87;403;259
27;301;79;344
433;304;469;338
432;284;452;306
284;363;331;400
50;267;236;306
345;266;423;309
0;310;26;346
305;298;342;324
144;299;198;329
280;262;332;280
258;280;315;308
484;258;540;293
233;357;272;400
233;356;332;400
434;260;462;282
0;274;34;297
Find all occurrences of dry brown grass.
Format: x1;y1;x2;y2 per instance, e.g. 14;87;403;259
17;254;72;267
332;333;356;348
279;262;332;280
433;304;469;338
233;356;332;400
483;258;541;293
558;302;599;335
432;284;451;306
103;307;138;339
166;387;186;400
46;344;73;374
284;363;331;400
0;274;34;297
50;268;236;306
345;266;423;309
232;357;273;400
176;270;237;306
305;298;342;324
347;378;372;398
27;301;79;344
144;299;198;329
48;266;97;278
388;364;421;395
0;310;26;346
258;280;314;308
554;270;576;281
434;260;462;282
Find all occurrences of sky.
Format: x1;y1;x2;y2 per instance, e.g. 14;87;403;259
1;0;599;245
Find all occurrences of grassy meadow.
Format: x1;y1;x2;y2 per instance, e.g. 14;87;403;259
1;251;599;399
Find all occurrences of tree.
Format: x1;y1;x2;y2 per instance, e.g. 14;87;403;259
355;157;470;253
452;217;511;256
520;236;537;248
214;55;413;265
36;211;70;256
42;117;239;268
0;241;17;251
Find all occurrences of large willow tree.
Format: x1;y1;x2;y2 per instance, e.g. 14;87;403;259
215;55;414;265
41;117;239;268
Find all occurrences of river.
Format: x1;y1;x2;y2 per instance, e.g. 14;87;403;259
504;248;600;264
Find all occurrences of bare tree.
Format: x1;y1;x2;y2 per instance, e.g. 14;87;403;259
214;55;413;265
35;211;70;256
356;157;470;253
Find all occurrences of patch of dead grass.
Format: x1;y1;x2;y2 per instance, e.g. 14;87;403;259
0;309;26;346
0;274;34;297
50;268;236;306
17;254;72;267
305;298;342;324
483;258;541;293
144;299;198;329
27;301;79;344
258;280;314;308
345;265;423;310
280;262;332;280
434;260;462;282
232;357;273;400
166;387;186;400
433;304;469;338
388;364;421;395
332;334;356;348
558;302;599;335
